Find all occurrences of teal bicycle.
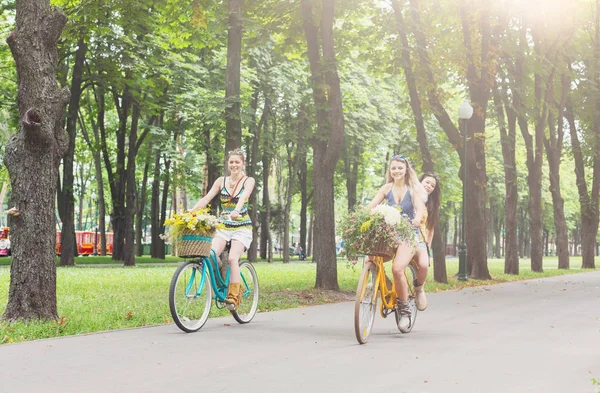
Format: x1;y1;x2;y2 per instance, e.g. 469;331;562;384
169;246;259;332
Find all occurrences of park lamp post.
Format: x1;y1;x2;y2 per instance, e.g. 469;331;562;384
92;192;98;256
458;99;473;281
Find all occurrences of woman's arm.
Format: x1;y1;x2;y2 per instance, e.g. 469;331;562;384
190;177;223;211
411;191;426;228
427;228;434;248
367;184;388;209
230;177;256;219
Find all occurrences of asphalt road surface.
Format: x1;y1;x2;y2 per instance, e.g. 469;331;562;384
2;271;599;393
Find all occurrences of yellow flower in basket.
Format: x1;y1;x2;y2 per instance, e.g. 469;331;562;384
360;220;371;232
163;208;225;258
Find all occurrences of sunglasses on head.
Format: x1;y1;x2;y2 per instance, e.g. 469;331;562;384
391;154;410;164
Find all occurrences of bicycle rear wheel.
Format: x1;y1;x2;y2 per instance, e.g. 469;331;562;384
169;260;213;332
354;261;378;344
394;263;418;333
231;261;259;324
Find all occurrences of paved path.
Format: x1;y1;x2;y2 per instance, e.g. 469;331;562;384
2;271;599;393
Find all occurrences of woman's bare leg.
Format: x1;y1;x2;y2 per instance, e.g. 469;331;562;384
227;240;246;283
392;242;415;302
415;247;429;286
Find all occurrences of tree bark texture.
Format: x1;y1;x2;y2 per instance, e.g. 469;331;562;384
151;148;163;258
298;142;309;254
136;142;151;257
248;95;268;262
260;150;271;262
390;0;433;173
224;0;243;158
458;2;493;280
405;0;491;279
493;86;519;274
106;86;131;261
566;104;598;269
123;100;140;266
3;1;70;321
343;138;360;212
302;0;344;290
432;217;448;283
58;38;86;266
544;75;569;269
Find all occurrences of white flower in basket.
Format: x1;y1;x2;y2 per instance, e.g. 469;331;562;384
372;204;403;226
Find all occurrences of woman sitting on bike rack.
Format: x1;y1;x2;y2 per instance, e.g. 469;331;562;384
412;172;441;312
367;155;426;332
190;148;255;311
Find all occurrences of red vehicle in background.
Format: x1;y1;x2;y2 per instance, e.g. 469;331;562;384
56;231;114;255
0;227;10;257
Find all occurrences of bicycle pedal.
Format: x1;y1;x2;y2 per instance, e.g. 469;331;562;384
225;303;236;311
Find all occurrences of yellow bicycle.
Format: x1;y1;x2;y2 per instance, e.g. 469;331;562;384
354;255;418;344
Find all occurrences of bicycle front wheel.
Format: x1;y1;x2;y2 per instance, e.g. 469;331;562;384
354;261;378;344
231;261;259;324
169;261;213;333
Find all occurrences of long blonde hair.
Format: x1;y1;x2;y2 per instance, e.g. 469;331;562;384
385;155;427;202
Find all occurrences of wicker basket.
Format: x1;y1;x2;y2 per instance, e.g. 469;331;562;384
176;229;214;258
366;237;395;262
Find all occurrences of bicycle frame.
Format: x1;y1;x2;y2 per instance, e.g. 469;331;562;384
370;256;417;316
187;249;230;302
189;249;252;302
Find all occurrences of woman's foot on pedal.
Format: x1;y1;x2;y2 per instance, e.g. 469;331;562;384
414;282;427;311
225;283;242;311
396;299;412;332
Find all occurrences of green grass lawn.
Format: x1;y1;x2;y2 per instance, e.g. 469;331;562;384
0;256;597;344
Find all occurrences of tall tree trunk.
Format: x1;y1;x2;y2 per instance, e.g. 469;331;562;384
79;103;106;255
224;0;243;156
298;129;309;254
404;0;493;279
307;212;314;257
493;85;519;274
282;110;303;263
260;150;271;261
160;153;171;259
458;3;494;280
343;138;361;212
151;148;162;258
516;25;550;273
566;103;599;269
302;0;345;290
123;100;140;266
545;74;570;269
88;87;108;254
107;86;131;261
136;142;151;257
247;95;268;262
390;0;433;173
2;2;70;321
432;217;447;284
58;38;85;266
